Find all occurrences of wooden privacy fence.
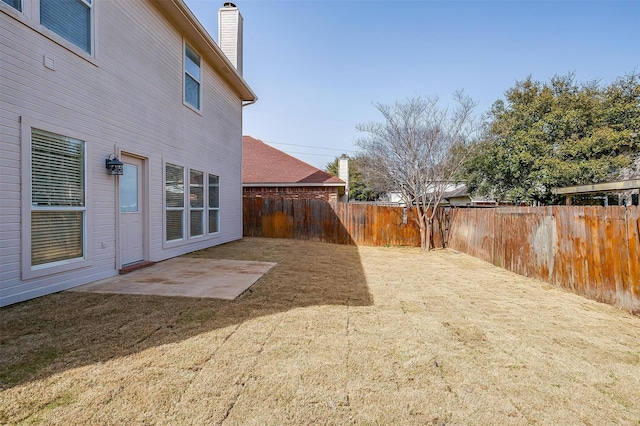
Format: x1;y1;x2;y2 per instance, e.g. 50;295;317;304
243;198;639;313
243;197;352;245
243;197;449;247
448;206;640;314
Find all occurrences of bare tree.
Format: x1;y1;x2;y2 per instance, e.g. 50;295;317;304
356;93;477;250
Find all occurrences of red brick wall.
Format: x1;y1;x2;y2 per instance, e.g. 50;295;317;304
243;186;339;201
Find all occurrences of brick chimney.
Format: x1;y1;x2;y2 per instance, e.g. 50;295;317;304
218;2;243;76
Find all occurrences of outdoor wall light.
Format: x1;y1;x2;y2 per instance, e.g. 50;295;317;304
105;154;124;176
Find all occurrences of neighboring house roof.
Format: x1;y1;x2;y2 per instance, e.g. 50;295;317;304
151;0;256;103
442;184;469;199
444;184;497;204
381;184;497;206
242;136;345;187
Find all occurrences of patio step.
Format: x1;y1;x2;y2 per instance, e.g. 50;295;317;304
119;260;155;275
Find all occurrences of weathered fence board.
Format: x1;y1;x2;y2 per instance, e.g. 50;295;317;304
243;198;450;247
448;206;640;313
339;203;425;247
243;197;353;244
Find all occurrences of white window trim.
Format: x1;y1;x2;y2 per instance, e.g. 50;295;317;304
20;116;93;280
183;40;202;114
1;0;97;64
162;159;221;249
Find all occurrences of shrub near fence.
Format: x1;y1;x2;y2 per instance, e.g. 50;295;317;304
448;206;640;314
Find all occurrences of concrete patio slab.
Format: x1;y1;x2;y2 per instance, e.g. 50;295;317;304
70;257;276;299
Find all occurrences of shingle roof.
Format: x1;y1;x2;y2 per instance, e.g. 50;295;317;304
443;185;470;198
242;136;345;186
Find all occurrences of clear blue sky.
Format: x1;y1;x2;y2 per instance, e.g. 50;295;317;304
184;0;640;170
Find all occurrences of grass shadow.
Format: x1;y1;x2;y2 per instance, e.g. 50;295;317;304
0;238;371;390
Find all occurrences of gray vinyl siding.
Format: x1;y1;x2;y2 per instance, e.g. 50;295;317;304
0;0;245;306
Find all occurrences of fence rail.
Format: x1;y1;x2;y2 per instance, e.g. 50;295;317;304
243;198;639;313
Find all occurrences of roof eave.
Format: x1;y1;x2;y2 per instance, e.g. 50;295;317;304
150;0;257;102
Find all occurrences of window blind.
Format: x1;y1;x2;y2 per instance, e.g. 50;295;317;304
31;128;85;266
32;129;84;207
40;0;91;53
32;212;83;265
1;0;21;12
165;163;184;241
190;169;204;237
208;210;219;234
190;210;203;237
166;210;183;241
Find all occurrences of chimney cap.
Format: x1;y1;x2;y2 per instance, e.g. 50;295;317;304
223;2;237;7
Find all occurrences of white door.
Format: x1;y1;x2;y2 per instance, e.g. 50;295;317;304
120;156;144;265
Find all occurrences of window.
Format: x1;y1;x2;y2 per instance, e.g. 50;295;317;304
1;0;21;12
30;128;86;267
189;169;204;237
208;174;219;234
1;1;94;56
165;163;220;243
184;43;201;110
40;0;93;54
165;163;185;241
120;164;139;213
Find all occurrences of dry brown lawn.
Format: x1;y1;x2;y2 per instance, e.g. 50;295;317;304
1;237;639;425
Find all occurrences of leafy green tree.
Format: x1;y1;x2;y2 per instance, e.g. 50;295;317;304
325;155;380;201
461;72;640;204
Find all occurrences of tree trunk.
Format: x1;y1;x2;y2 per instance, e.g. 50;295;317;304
416;206;428;250
417;206;434;251
419;219;427;250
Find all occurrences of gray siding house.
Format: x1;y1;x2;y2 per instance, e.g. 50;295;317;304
0;0;256;306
